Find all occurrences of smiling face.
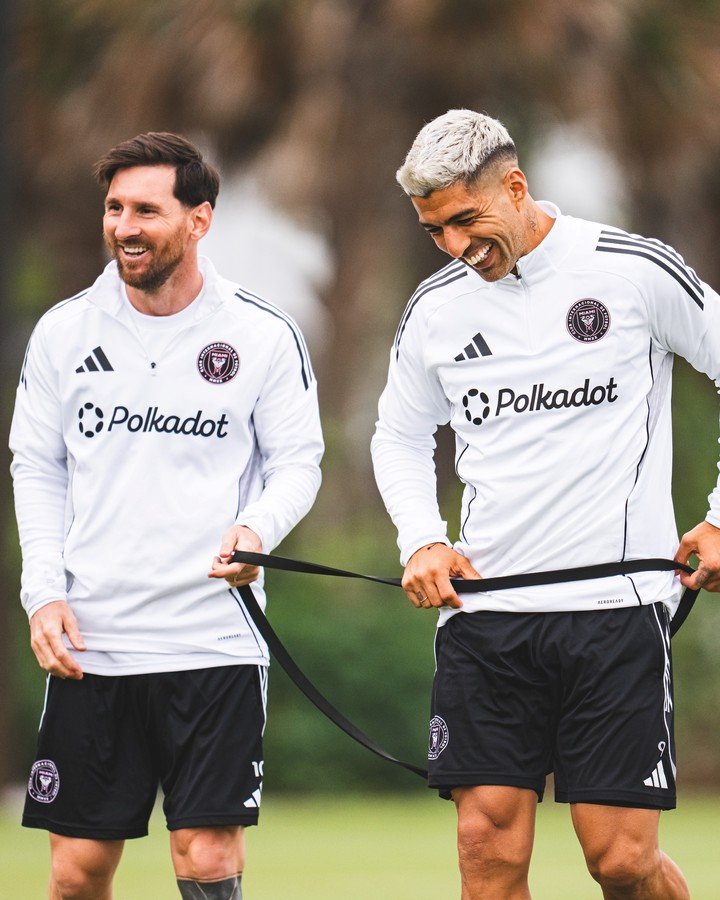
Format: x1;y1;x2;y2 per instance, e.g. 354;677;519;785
102;164;205;294
411;166;546;282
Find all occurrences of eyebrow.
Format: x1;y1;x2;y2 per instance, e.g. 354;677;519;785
104;197;162;212
420;206;478;229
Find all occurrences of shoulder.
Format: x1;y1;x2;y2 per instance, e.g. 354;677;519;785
202;258;310;341
219;278;310;344
218;281;315;388
34;262;125;334
26;288;98;368
393;260;474;356
592;226;704;308
563;220;705;309
19;287;96;387
37;287;94;328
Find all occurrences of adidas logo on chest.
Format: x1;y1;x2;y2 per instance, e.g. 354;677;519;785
454;332;492;361
75;346;114;373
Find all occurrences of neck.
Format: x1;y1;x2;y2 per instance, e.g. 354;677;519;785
524;198;555;254
126;255;203;316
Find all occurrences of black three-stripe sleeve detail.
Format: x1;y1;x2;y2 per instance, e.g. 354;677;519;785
21;289;91;387
55;288;90;306
596;232;704;309
598;231;703;290
235;290;314;390
393;261;463;341
637;237;702;290
19;333;34;387
608;232;703;290
597;246;704;309
45;289;91;317
394;264;468;357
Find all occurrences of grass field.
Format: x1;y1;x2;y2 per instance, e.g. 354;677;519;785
3;790;720;898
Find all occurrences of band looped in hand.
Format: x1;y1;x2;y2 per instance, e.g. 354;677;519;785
232;550;697;636
229;552;699;782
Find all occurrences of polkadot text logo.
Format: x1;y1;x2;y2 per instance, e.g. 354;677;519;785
78;402;104;438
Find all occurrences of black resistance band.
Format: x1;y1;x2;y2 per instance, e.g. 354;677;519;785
233;553;699;780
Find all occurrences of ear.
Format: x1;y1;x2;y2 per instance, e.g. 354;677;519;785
189;201;213;242
504;168;528;207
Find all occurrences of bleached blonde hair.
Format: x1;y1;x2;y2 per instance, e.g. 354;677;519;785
396;109;516;197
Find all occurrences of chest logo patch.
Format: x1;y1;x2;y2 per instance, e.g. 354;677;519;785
197;342;240;384
566;298;610;343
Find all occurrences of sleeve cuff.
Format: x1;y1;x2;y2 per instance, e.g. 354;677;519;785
400;536;451;567
235;516;269;552
24;593;68;620
706;511;720;529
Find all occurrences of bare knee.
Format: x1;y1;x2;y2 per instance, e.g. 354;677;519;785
171;826;244;880
456;804;532;884
50;843;118;900
49;837;121;900
51;868;105;900
585;839;656;891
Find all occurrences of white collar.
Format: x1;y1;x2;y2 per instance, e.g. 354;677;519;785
85;255;226;318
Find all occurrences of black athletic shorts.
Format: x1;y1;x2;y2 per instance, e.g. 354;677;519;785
23;665;267;839
428;603;676;810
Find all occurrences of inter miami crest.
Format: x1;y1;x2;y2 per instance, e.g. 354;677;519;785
566;298;610;343
428;716;450;760
27;759;60;803
197;342;240;384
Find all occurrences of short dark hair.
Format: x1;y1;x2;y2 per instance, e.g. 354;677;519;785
93;132;220;208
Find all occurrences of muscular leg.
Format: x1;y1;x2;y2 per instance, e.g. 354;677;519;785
48;835;124;899
171;826;245;898
572;804;689;899
452;785;537;900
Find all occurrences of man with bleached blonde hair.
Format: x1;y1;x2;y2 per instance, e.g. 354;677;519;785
373;108;720;898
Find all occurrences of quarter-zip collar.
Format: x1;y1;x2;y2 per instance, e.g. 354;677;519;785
503;201;572;285
84;256;226;318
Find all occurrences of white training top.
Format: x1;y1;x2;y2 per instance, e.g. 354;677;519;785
372;203;720;624
10;257;323;674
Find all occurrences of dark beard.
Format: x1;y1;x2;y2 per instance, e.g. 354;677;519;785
105;234;185;294
116;252;183;293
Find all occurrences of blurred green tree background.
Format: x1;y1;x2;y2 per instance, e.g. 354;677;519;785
3;0;720;793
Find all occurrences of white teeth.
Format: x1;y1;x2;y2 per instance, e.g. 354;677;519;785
122;246;147;255
465;243;492;266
